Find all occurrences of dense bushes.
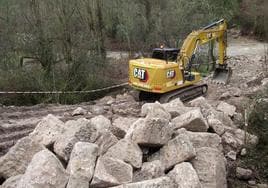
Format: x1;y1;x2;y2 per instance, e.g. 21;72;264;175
244;87;268;181
237;0;268;40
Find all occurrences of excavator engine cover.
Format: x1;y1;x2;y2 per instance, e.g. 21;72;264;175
212;67;232;84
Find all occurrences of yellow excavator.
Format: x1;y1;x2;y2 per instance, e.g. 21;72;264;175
128;19;232;103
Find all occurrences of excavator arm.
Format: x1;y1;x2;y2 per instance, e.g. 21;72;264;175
178;19;231;84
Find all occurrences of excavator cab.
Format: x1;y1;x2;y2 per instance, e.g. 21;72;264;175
152;48;180;62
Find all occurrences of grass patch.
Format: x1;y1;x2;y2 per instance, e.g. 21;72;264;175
0;59;115;106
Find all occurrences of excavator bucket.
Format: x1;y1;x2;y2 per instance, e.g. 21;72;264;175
212;67;232;84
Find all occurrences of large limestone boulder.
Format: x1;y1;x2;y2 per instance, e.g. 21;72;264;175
54;119;117;161
1;175;22;188
222;129;258;152
191;147;227;188
127;118;173;147
53;118;100;161
162;98;197;118
90;105;106;115
63;118;89;129
141;102;171;120
18;150;68;188
189;97;235;128
111;95;140;116
90;115;111;131
94;130;118;155
66;142;99;188
29;114;66;146
98;96;115;105
111;117;138;139
72;107;87;116
217;102;237;117
168;162;202;188
188;97;212;118
236;167;253;180
104;139;142;168
133;160;164;182
175;129;223;151
0;137;45;179
233;129;258;146
91;157;133;188
207;117;229;136
111;102;141;116
151;133;196;171
112;177;176;188
115;93;136;103
172;108;209;132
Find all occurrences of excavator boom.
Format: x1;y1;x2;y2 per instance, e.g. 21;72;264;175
178;19;231;84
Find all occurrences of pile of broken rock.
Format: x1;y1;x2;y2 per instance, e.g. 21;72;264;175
0;94;259;188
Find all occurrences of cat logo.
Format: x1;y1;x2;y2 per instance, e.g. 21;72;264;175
134;68;148;82
167;70;176;79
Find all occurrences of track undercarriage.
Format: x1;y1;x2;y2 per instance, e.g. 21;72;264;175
139;84;208;103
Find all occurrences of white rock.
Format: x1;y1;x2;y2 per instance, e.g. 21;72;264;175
162;98;188;118
172;108;209;132
29;114;66;146
95;130;119;155
104;139;143;168
222;129;258;152
91;157;133;188
248;180;257;186
111;101;140;116
189;97;235;128
18;150;68;188
236;167;253;180
191;147;227;188
175;129;223;151
1;175;22;188
98;96;115;105
111;117;138;138
115;93;136;103
112;177;176;188
90;115;111;131
220;92;232;100
54;118;100;161
66;142;99;188
262;78;268;86
128;118;173;147
207;118;226;136
72;107;87;116
0;137;45;179
168;162;202;188
241;148;247;156
226;151;237;161
155;133;196;171
234;129;259;146
217;102;237;117
90;105;106;115
188;97;207;107
133;160;164;182
64;118;90;129
141;102;171;120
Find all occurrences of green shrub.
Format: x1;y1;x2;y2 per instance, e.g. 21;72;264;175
242;87;268;181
